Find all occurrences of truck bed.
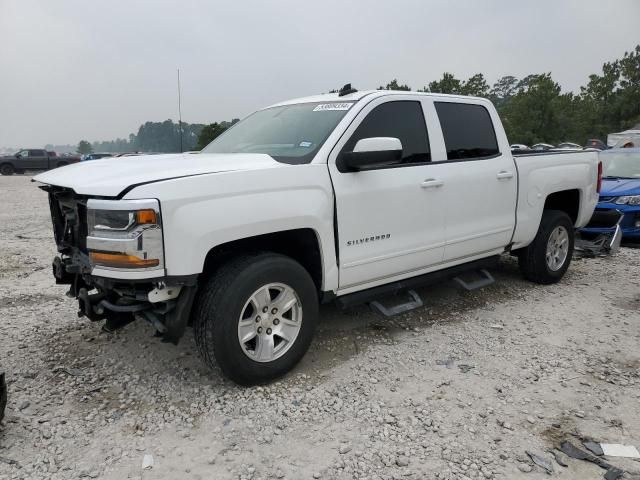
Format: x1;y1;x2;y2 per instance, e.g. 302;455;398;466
511;149;599;248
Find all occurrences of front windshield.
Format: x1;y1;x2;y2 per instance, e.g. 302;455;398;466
201;102;354;164
602;152;640;178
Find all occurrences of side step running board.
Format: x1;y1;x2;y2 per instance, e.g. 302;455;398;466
369;290;423;317
453;269;495;291
336;256;499;310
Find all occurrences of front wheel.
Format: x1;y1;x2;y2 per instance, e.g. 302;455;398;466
518;210;575;284
193;253;318;385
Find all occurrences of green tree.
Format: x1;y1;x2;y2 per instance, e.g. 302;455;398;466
378;79;411;91
426;73;464;94
489;75;519;108
501;73;565;144
461;73;490;97
77;140;93;154
579;45;640;138
196;122;228;150
617;45;640;128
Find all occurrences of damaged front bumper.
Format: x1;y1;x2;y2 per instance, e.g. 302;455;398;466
44;185;197;343
53;254;198;344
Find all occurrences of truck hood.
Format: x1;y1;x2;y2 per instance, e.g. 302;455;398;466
600;178;640;196
34;153;282;197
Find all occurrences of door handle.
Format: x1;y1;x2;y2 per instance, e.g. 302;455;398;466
421;178;444;188
496;171;514;179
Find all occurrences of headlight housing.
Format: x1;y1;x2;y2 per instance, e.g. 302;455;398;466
614;195;640;206
86;199;164;271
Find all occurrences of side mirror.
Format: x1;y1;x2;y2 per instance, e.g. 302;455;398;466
15;153;21;159
337;137;402;172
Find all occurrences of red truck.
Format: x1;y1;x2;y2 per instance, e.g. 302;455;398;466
0;149;80;175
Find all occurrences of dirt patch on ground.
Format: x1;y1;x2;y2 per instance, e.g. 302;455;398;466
0;293;60;309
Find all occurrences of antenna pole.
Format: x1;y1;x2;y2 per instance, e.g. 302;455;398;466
177;68;183;153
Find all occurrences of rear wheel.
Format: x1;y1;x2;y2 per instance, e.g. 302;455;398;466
0;163;15;176
518;210;574;284
193;253;318;385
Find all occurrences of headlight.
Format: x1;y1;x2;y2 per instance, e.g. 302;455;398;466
86;199;164;271
614;195;640;206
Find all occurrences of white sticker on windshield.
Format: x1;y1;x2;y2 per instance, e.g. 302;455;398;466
313;103;352;112
299;141;313;148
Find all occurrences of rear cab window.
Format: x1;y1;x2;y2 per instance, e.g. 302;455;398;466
434;102;499;160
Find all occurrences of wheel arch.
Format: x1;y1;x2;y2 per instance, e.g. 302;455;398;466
543;189;580;225
201;228;325;292
512;187;585;250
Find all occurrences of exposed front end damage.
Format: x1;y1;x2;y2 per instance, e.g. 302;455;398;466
44;185;197;343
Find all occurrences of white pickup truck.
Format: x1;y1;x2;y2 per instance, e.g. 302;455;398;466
35;86;601;385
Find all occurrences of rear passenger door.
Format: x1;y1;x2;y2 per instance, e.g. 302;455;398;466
433;101;517;262
329;97;448;292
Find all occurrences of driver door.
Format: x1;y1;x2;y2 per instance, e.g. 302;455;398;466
14;150;30;169
328;97;448;292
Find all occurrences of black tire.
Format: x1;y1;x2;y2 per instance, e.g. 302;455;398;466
518;210;574;284
0;163;15;176
193;253;318;385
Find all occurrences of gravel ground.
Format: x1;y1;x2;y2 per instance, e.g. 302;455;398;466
1;174;640;480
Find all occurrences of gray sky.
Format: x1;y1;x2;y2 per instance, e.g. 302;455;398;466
1;0;639;148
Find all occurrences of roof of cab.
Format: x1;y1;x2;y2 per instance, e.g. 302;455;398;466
265;89;490;109
267;90;377;108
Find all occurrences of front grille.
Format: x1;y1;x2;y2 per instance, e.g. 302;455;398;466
47;189;88;253
48;192;66;247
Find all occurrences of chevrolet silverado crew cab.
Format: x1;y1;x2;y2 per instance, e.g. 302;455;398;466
35;86;601;385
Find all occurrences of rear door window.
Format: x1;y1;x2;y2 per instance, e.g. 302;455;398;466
434;102;499;160
342;101;430;165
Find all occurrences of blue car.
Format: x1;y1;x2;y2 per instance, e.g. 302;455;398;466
582;148;640;240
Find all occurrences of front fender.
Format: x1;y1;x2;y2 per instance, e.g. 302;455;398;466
124;165;339;291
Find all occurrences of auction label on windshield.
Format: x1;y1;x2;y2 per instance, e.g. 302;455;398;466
313;103;352;111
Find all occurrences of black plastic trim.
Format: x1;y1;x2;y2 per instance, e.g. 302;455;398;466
320;290;337;304
163;284;198;344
